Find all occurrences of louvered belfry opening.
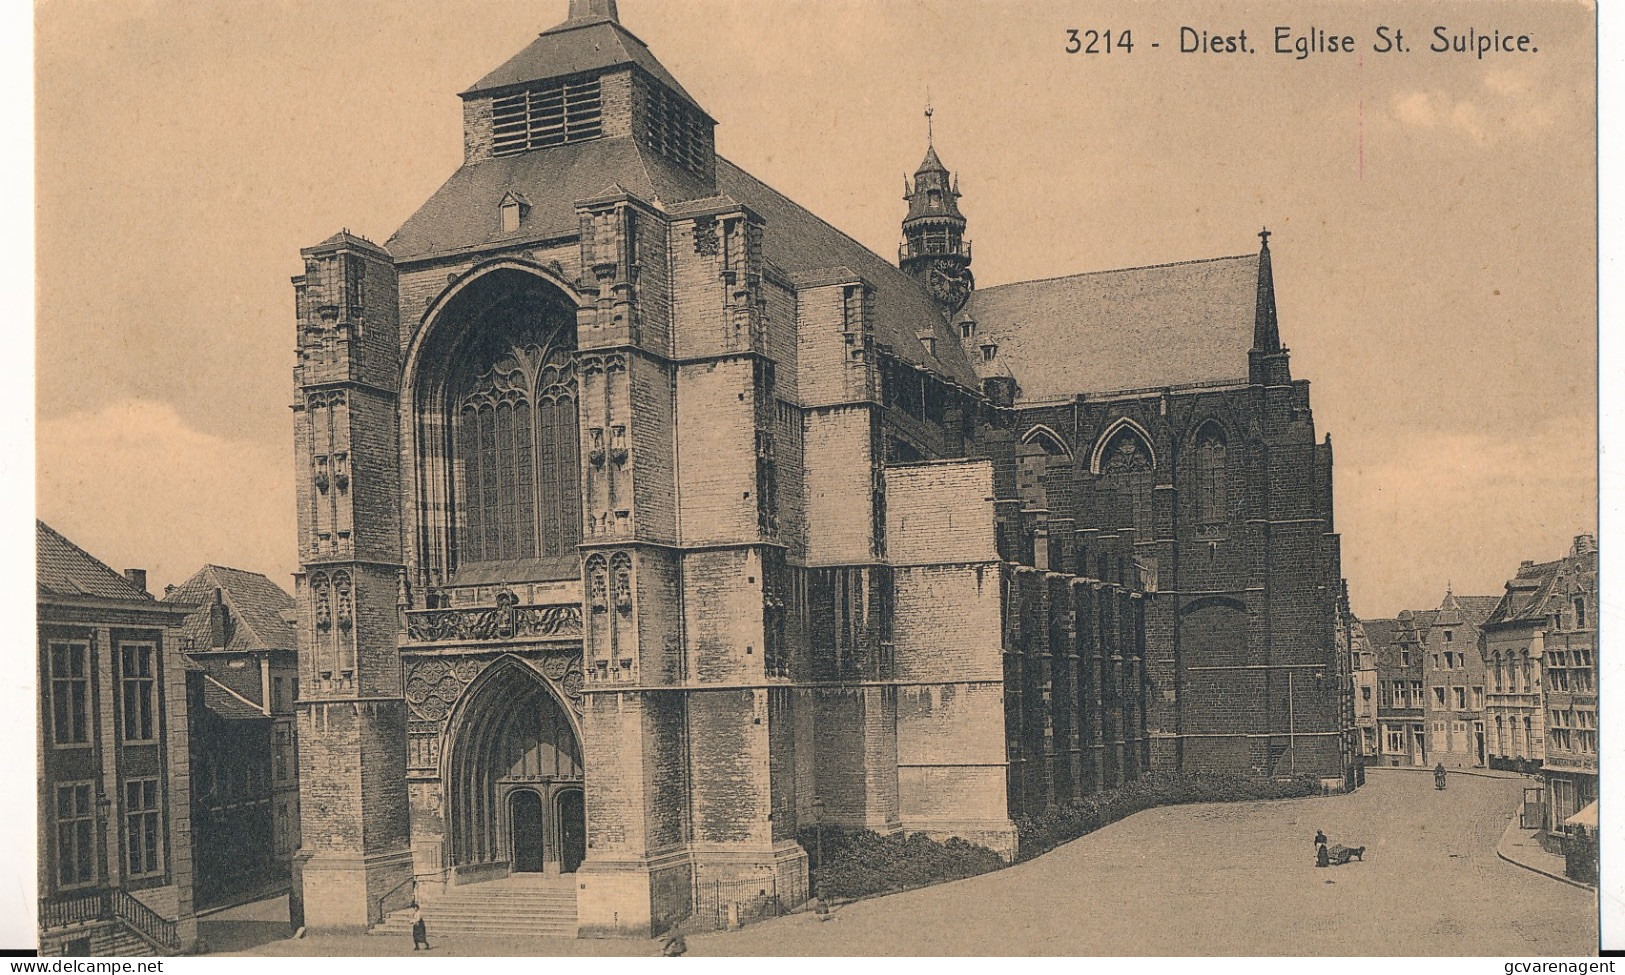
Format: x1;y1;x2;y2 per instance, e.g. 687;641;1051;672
638;75;707;175
492;77;605;156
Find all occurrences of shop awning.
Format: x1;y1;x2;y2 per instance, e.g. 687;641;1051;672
1565;800;1598;828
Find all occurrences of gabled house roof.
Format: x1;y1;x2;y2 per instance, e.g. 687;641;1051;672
36;521;153;603
1362;618;1398;651
1484;558;1570;628
1455;596;1502;626
165;565;297;654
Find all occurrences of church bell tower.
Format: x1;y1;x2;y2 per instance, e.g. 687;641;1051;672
900;106;973;315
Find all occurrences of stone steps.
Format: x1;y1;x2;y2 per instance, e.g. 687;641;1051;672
369;875;579;939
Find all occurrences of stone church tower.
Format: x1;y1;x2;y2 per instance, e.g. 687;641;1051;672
289;0;1352;940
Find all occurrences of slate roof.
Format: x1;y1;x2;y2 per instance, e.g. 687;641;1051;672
1456;596;1502;626
199;674;269;722
958;255;1259;402
37;521;153;603
308;230;388;256
463;18;705;112
916;144;947;176
386;144;978;389
165;565;298;654
1362;618;1398;651
716;160;978;388
1484;559;1567;627
387;137;712;262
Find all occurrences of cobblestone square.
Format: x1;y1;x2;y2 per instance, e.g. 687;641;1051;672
219;768;1597;957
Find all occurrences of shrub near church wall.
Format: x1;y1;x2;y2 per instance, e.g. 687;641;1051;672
1015;771;1319;860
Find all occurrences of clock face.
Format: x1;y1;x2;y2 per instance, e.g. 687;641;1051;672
928;263;974;312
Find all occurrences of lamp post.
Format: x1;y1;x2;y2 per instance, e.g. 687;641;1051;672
95;790;113;888
810;795;826;914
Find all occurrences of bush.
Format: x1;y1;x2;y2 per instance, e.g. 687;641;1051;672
1014;771;1320;860
796;773;1318;902
797;825;1005;903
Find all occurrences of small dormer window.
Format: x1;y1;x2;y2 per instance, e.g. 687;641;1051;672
960;319;976;340
499;192;530;234
917;330;936;356
927;189;943;209
981;340;998;362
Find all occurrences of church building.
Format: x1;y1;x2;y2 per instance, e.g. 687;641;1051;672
290;0;1350;938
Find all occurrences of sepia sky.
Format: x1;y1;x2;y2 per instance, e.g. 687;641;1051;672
34;0;1596;619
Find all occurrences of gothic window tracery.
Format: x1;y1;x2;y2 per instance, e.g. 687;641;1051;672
1101;427;1154;531
451;319;581;569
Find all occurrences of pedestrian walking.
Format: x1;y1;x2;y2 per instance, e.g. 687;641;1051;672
1313;829;1327;848
1434;762;1447;790
412;906;430;951
1314;829;1330;868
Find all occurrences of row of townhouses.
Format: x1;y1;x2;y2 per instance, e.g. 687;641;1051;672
1350;534;1598;844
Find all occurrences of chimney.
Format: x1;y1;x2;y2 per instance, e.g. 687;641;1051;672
124;569;148;594
209;589;234;649
1573;533;1597;556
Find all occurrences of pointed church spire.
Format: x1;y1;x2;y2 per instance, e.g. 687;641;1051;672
1248;228;1292;385
1254;227;1280;353
568;0;619;23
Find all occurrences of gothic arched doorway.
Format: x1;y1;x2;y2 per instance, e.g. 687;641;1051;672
556;788;586;874
510;790;545;873
445;658;583;876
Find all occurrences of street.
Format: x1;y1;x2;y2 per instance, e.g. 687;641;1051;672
692;769;1596;956
222;768;1597;957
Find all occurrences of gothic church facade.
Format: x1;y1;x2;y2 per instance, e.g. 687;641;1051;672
290;0;1351;937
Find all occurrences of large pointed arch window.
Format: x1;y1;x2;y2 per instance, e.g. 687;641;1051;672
451;318;581;571
1100;426;1154;531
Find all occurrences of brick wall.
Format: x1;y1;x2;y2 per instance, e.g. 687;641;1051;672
886;461;997;567
675;360;758;546
803;407;876;565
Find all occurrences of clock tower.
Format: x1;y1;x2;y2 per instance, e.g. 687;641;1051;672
899;107;974;315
